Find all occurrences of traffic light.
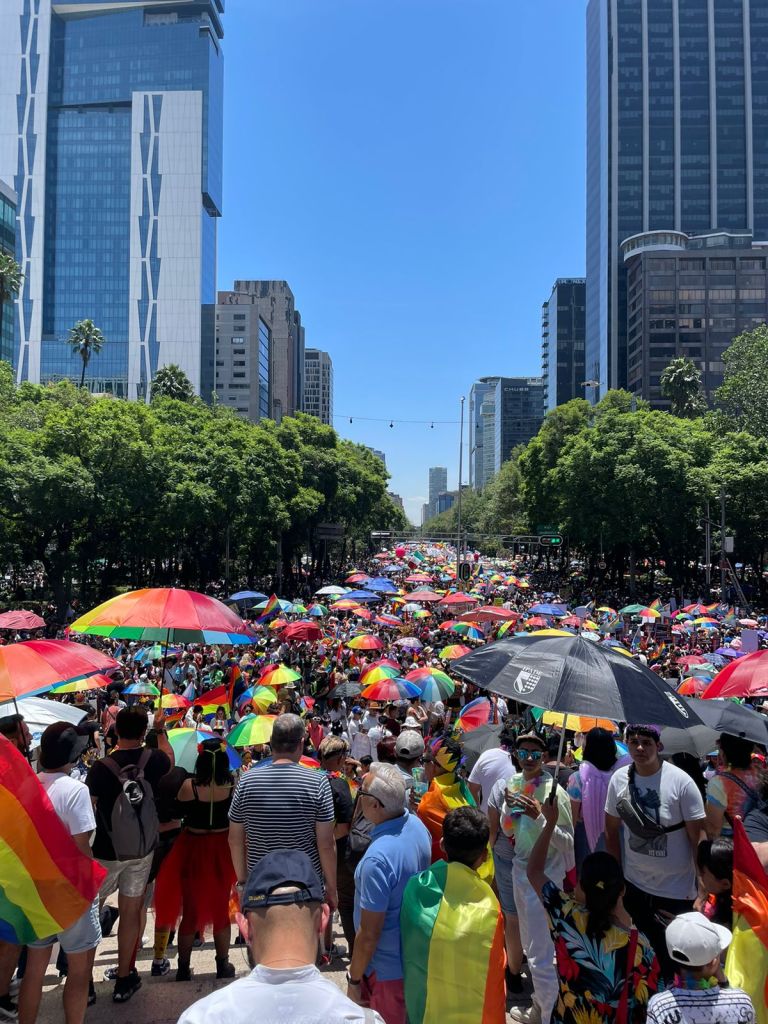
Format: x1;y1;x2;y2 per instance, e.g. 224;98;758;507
539;534;564;548
458;563;472;581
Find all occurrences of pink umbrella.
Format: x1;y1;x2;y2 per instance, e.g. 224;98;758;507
0;610;46;631
459;608;519;623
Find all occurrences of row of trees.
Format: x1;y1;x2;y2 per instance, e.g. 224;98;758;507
0;361;407;613
424;326;768;596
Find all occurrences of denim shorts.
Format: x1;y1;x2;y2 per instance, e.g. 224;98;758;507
493;851;517;915
30;897;101;954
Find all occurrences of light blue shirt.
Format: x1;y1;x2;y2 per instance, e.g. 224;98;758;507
353;810;432;981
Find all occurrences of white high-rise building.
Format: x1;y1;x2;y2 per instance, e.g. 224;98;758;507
303;348;333;424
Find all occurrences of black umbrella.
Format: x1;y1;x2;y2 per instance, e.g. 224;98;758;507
451;635;704;729
660;697;768;757
457;723;503;772
327;682;362;699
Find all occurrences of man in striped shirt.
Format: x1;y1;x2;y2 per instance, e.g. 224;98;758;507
229;714;338;911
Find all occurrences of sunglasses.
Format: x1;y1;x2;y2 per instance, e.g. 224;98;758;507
360;789;384;806
516;749;544;761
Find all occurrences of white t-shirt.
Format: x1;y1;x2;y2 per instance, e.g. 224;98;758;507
350;732;375;761
39;771;96;838
647;985;755;1024
176;964;385;1024
605;761;705;899
469;749;516;812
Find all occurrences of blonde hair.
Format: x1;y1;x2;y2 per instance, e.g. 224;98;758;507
318;735;348;761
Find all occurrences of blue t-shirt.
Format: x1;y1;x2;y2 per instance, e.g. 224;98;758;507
353;810;432;981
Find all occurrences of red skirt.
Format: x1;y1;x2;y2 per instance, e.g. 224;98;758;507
154;829;235;935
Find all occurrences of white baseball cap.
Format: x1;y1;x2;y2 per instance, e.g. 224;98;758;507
665;912;732;967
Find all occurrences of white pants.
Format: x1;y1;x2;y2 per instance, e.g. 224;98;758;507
513;861;558;1023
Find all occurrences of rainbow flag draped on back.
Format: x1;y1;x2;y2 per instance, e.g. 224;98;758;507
0;736;106;944
401;860;506;1024
725;818;768;1024
256;594;280;624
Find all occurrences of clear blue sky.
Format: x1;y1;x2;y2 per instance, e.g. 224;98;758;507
218;0;587;525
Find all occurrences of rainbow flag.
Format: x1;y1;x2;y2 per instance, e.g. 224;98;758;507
649;598;662;611
401;860;506;1024
724;608;739;626
0;736;106;943
725;818;768;1024
256;594;280;624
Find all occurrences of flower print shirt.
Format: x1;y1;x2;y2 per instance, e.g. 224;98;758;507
541;881;662;1024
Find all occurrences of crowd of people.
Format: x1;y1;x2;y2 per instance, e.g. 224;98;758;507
1;548;768;1024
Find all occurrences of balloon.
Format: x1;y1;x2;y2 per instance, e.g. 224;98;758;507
395;546;406;558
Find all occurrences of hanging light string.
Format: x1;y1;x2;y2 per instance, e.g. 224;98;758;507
336;414;460;428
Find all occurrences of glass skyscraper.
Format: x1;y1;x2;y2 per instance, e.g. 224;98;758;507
0;0;224;398
0;179;17;365
541;279;586;412
586;0;768;397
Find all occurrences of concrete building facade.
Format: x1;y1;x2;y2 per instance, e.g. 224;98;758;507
215;295;270;422
303;348;333;424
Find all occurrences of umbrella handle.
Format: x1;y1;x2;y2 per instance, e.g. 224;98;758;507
549;727;567;804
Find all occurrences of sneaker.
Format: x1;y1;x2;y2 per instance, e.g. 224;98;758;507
0;997;17;1023
7;980;20;999
509;1004;541;1024
103;966;118;983
150;958;171;977
112;969;142;1004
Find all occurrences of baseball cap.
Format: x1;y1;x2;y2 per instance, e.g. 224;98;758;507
242;850;324;911
351;705;363;714
39;722;90;770
515;731;547;751
395;730;425;760
665;912;732;967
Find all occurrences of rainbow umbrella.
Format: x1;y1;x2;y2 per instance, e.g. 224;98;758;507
289;603;308;615
236;685;278;712
693;617;719;626
159;692;191;710
347;635;384;651
227;715;278;747
0;640;121;702
269;618;289;631
258;665;301;688
454;696;490;732
360;678;420;701
70;588;257;645
536;709;618;733
331;599;366;612
413;609;432;619
307;604;328;617
50;674;115;695
394;636;423;650
166;728;241;772
439;644;472;660
405;669;456;702
447;623;484;641
375;614;403;627
497;620;516;638
359;665;400;686
123;680;162;697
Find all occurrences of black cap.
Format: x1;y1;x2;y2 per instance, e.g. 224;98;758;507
242;850;324;911
39;722;90;770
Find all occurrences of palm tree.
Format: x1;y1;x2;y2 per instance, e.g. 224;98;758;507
151;363;195;402
660;356;707;418
69;319;105;389
0;252;23;349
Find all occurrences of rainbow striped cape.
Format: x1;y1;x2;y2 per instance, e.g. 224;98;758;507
401;860;506;1024
725;818;768;1024
0;736;106;943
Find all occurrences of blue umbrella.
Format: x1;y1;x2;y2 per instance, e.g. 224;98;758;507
714;647;744;659
229;591;268;602
366;578;399;593
342;590;381;603
702;653;726;669
528;603;569;616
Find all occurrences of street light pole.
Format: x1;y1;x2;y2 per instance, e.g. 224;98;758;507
704;500;711;592
456;396;465;586
720;485;727;595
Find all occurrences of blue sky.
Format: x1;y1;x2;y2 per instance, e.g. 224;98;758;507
218;0;587;525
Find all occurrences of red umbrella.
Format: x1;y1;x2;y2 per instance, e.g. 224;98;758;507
438;592;480;607
0;640;120;702
525;616;548;628
280;620;323;642
702;651;768;699
677;655;708;667
459;608;519;623
0;610;46;631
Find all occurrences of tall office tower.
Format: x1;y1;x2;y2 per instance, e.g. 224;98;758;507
0;180;17;365
492;377;545;475
303;348;333;424
230;281;304;421
0;0;224;398
586;0;768;399
468;376;500;490
215;295;270;422
428;467;448;518
542;279;586;412
481;391;497;487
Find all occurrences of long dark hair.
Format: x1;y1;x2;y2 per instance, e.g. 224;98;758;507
582;728;618;772
194;739;233;787
580;852;625;939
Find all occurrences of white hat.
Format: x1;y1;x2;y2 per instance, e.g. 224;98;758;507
403;715;421;729
665;912;732;967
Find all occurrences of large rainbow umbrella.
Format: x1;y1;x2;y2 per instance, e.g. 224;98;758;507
70;588;257;645
159;692;191;710
360;678;420;701
0;640;121;702
360;664;401;686
405;668;456;701
50;674;115;695
258;664;301;687
454;696;491;732
166;728;241;772
347;635;384;651
439;644;472;660
227;715;278;747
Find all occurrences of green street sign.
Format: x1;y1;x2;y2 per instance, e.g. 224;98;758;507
537;524;558;535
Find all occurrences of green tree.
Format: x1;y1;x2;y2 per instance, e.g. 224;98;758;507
69;319;105;388
660;357;707;418
0;253;22;342
152;363;196;403
716;324;768;438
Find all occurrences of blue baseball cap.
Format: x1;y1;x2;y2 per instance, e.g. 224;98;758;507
242;850;324;911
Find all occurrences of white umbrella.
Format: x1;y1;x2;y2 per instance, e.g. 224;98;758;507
1;696;86;747
314;585;348;596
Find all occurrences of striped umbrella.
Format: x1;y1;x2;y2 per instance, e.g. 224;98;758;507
347;635;384;651
258;665;301;688
123;680;162;697
439;645;472;660
236;685;278;712
360;678;420;701
0;640;121;702
227;715;278;747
